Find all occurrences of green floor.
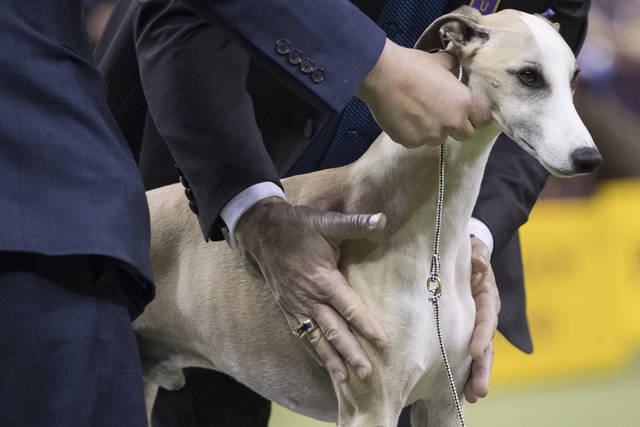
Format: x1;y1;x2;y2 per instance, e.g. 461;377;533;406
268;358;640;427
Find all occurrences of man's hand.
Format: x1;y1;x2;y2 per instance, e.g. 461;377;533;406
357;39;490;147
235;197;388;383
464;237;501;403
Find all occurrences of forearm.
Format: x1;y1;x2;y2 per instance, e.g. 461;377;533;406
134;0;281;240
220;183;286;248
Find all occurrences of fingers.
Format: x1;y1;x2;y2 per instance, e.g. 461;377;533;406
244;202;388;384
468;94;492;130
420;134;448;147
284;312;326;365
286;312;349;383
469;291;499;359
306;327;349;383
283;270;387;383
438;93;487;143
432;49;492;134
446;118;475;142
360;43;491;149
432;50;491;140
469;270;500;358
325;271;388;351
431;50;457;71
311;304;373;380
469;236;500;359
440;98;489;143
286;283;385;383
449;89;492;140
317;211;387;242
464;342;494;403
470;237;491;272
465;236;499;404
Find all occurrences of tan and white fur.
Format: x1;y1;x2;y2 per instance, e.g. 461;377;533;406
137;7;599;427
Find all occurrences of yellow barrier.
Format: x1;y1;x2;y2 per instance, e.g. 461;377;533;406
492;178;640;385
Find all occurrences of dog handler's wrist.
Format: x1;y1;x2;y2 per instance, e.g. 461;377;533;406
467;217;494;254
356;38;396;105
220;183;286;249
234;196;290;251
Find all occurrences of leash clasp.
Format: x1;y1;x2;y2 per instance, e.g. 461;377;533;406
426;275;442;300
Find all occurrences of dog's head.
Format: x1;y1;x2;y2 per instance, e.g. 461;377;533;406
416;6;601;176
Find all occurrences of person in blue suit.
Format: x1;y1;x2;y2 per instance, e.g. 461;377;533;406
0;1;154;426
96;0;590;426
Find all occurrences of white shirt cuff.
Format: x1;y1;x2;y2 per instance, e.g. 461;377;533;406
220;182;286;249
468;217;494;255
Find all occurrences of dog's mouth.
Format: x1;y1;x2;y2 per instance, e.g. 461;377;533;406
517;138;576;177
538;159;575;178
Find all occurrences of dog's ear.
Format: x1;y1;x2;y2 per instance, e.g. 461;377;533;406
414;6;490;55
534;14;561;32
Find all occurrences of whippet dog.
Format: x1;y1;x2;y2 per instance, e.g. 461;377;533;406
138;7;600;426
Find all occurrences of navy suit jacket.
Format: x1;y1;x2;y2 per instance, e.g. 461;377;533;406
97;0;590;350
0;0;153;316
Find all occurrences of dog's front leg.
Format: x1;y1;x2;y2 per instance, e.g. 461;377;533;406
143;379;159;426
409;397;463;427
336;386;404;427
334;361;409;427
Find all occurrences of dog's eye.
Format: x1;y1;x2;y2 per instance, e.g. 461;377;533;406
518;69;544;88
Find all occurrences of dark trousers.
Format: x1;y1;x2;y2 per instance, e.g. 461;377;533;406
0;253;148;427
152;369;271;427
152;370;411;427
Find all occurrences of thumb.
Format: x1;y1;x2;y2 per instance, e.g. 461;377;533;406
431;50;457;72
468;94;492;128
470;237;491;272
316;211;387;242
430;50;491;127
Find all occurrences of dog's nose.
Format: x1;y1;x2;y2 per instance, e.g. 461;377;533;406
571;147;602;173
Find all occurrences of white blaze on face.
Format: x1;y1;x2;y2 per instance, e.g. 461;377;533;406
515;13;596;176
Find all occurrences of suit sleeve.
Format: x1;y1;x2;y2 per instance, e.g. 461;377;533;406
179;0;387;112
133;0;283;240
472;0;591;256
134;0;385;241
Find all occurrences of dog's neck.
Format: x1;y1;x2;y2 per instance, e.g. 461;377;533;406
339;120;501;291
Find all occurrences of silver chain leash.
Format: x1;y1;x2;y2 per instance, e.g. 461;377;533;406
426;64;466;427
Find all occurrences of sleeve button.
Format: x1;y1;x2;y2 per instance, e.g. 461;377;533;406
184;188;195;201
311;67;325;83
287;49;303;65
300;57;315;74
189;201;199;215
276;39;291;55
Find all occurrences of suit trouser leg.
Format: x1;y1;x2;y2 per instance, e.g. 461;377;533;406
398;406;411;426
0;255;148;427
152;368;271;427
